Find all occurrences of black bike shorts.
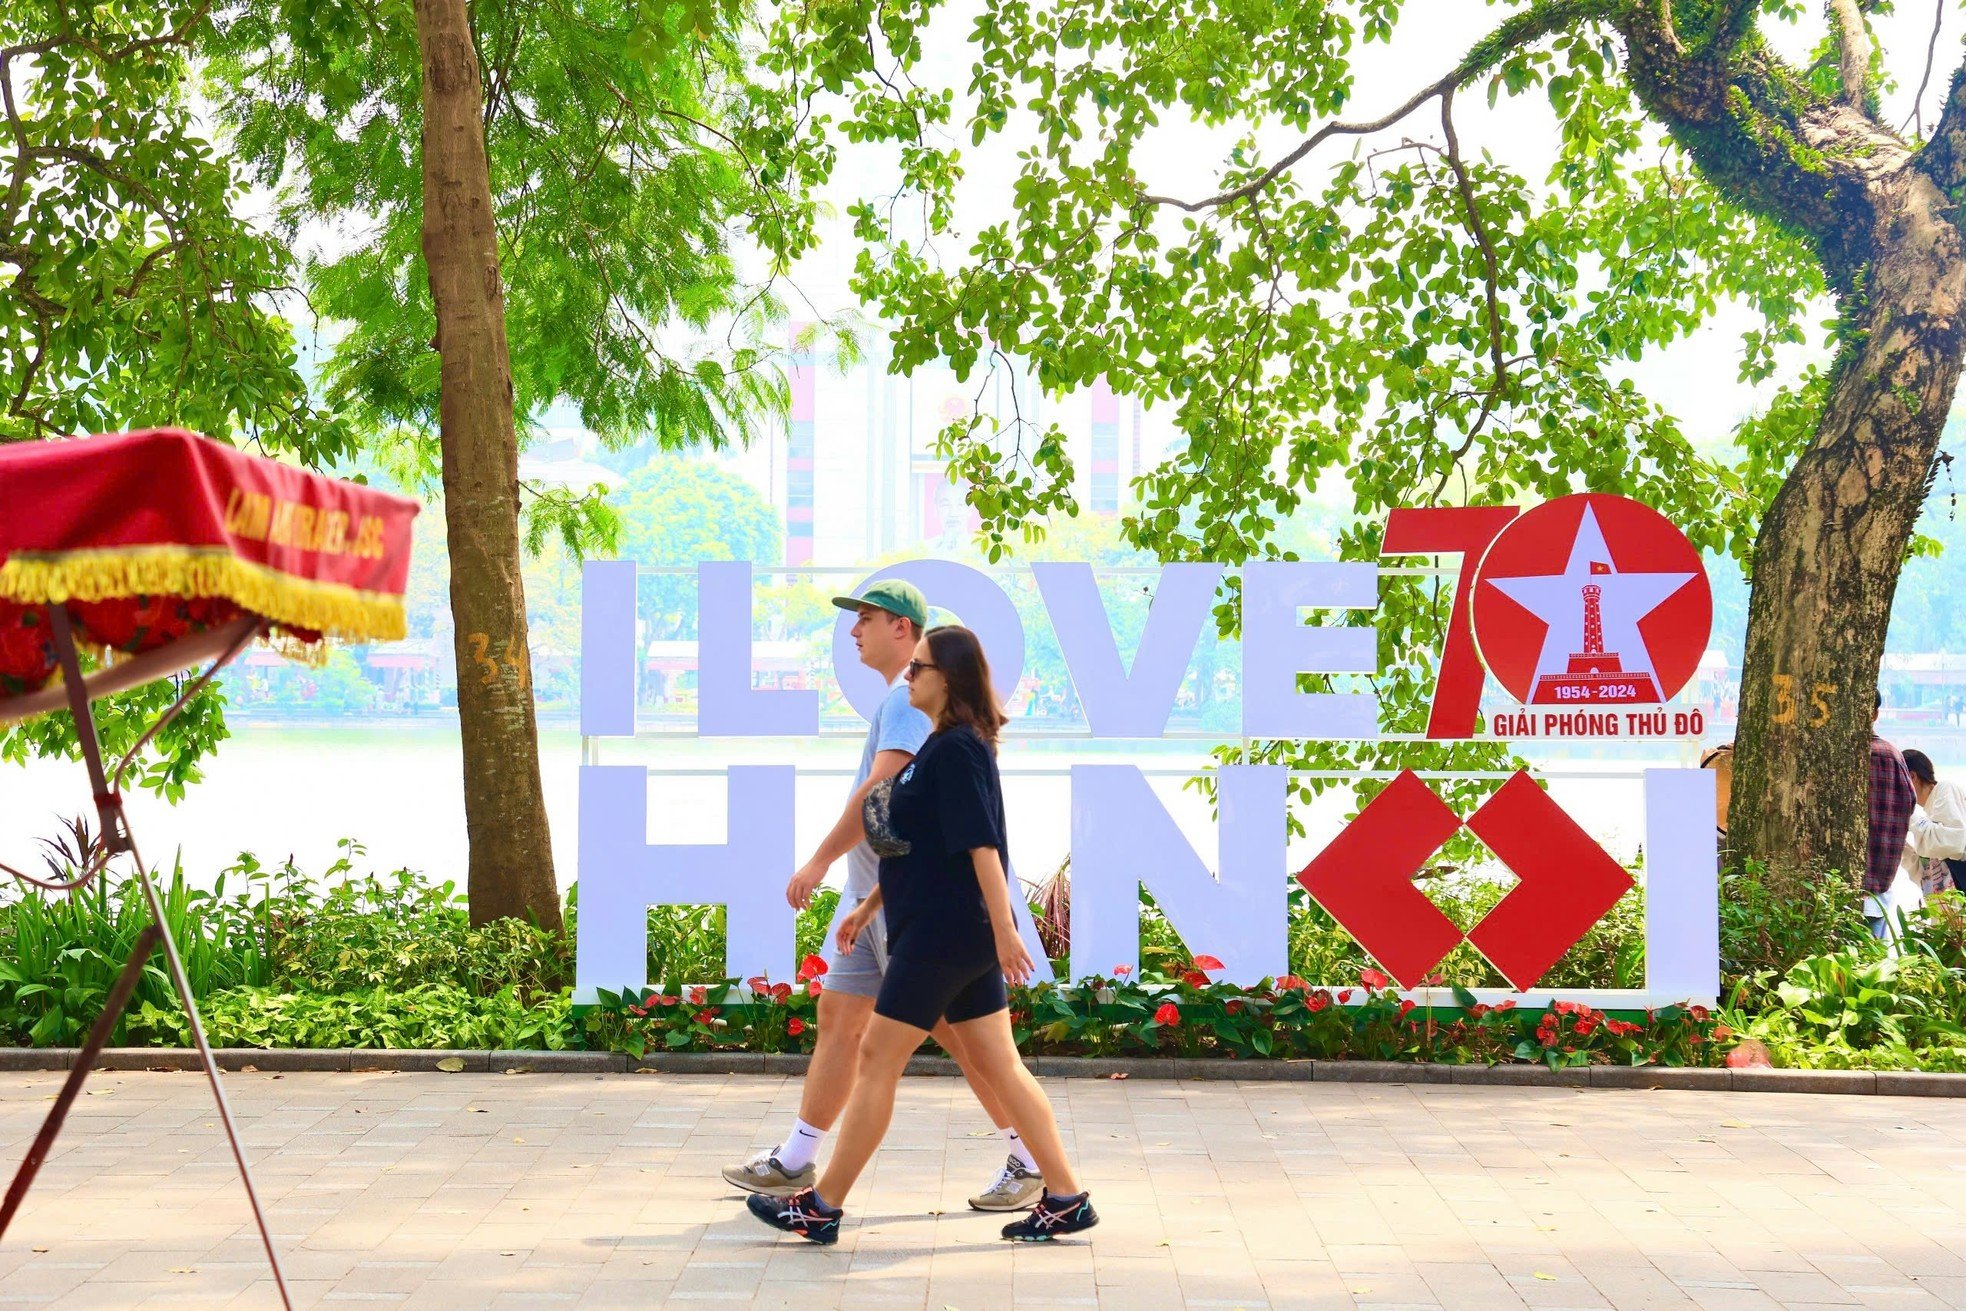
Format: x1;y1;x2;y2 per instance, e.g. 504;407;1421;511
874;950;1007;1032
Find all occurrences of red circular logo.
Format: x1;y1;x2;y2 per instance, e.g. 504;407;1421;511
1470;494;1711;707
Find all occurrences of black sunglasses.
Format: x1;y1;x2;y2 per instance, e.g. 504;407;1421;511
905;659;939;680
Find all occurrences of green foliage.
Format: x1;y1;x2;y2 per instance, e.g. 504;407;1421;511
1726;940;1966;1071
207;0;830;533
2;669;232;803
0;2;349;455
0;859;274;1047
762;0;1833;802
8;847;1961;1072
0;1;356;791
255;847;571;1004
1718;855;1870;1001
135;985;577;1052
612;456;784;638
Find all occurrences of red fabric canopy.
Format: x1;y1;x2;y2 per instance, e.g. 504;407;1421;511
0;429;418;703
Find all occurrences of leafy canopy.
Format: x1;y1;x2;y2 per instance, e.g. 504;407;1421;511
207;0;834;550
761;0;1841;795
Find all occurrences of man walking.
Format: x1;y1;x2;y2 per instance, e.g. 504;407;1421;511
721;580;1043;1212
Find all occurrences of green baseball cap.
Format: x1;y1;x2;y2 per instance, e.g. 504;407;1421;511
831;579;929;628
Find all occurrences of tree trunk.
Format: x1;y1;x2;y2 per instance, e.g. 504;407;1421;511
1728;166;1966;883
413;0;562;931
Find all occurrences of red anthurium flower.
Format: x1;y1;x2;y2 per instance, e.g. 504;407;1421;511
627;1004;647;1018
798;954;829;982
745;976;770;994
787;1018;806;1037
687;986;707;1005
644;994;661;1009
1308;993;1330;1012
1468;1003;1490;1019
694;1008;717;1025
657;995;678;1007
1192;954;1225;972
1277;974;1308;992
1359;968;1391;990
1398;999;1416;1016
1688;1005;1710;1022
1113;964;1133;977
1181;970;1209;987
807;978;824;995
771;982;793;1002
1153;1002;1181;1026
1225;999;1245;1015
1337;989;1354;1004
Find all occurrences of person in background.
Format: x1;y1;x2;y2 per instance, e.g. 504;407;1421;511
1699;743;1733;849
1899;749;1966;896
1869;691;1919;938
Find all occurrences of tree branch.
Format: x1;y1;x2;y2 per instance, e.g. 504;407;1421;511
1904;0;1946;138
1828;0;1869;110
1139;0;1620;213
1439;85;1509;401
0;2;212;65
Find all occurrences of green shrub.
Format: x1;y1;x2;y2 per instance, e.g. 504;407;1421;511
134;984;577;1051
1719;857;1868;1001
1726;943;1966;1071
0;859;273;1046
262;853;569;1003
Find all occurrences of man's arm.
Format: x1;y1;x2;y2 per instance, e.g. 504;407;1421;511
786;748;914;908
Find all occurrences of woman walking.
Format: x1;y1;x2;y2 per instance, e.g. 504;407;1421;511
744;625;1096;1245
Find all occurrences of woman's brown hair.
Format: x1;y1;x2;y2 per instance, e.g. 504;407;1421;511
925;624;1007;749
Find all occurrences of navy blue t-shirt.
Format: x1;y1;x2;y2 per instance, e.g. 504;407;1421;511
877;724;1007;962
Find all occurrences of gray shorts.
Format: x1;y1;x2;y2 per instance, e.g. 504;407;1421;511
820;890;889;999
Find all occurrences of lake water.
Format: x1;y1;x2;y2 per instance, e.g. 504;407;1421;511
0;719;1724;895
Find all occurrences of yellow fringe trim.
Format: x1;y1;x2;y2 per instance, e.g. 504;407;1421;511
0;546;407;645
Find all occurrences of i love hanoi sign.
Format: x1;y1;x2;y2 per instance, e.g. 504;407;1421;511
574;493;1720;1008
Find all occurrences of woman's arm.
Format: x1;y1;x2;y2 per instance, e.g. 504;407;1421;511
835;886;885;956
1911;781;1966;860
971;845;1035;985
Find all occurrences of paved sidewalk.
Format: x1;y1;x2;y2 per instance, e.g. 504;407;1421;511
2;1070;1964;1309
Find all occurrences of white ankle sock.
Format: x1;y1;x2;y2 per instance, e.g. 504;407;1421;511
775;1118;824;1173
1000;1126;1038;1171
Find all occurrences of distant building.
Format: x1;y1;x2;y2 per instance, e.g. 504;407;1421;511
716;333;1172;563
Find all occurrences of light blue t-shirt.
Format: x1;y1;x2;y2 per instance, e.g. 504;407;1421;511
845;677;932;898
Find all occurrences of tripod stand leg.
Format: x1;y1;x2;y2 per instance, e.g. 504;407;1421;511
12;608;296;1308
130;850;293;1308
0;924;161;1239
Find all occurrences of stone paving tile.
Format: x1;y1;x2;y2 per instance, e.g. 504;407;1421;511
5;1073;1966;1308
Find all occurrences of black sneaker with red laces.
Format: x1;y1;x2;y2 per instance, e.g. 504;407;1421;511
1000;1189;1099;1242
745;1186;843;1244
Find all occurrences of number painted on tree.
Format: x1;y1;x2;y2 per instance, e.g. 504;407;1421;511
467;630;533;691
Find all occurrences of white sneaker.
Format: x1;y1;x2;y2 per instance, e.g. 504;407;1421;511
968;1154;1044;1212
722;1149;816;1197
